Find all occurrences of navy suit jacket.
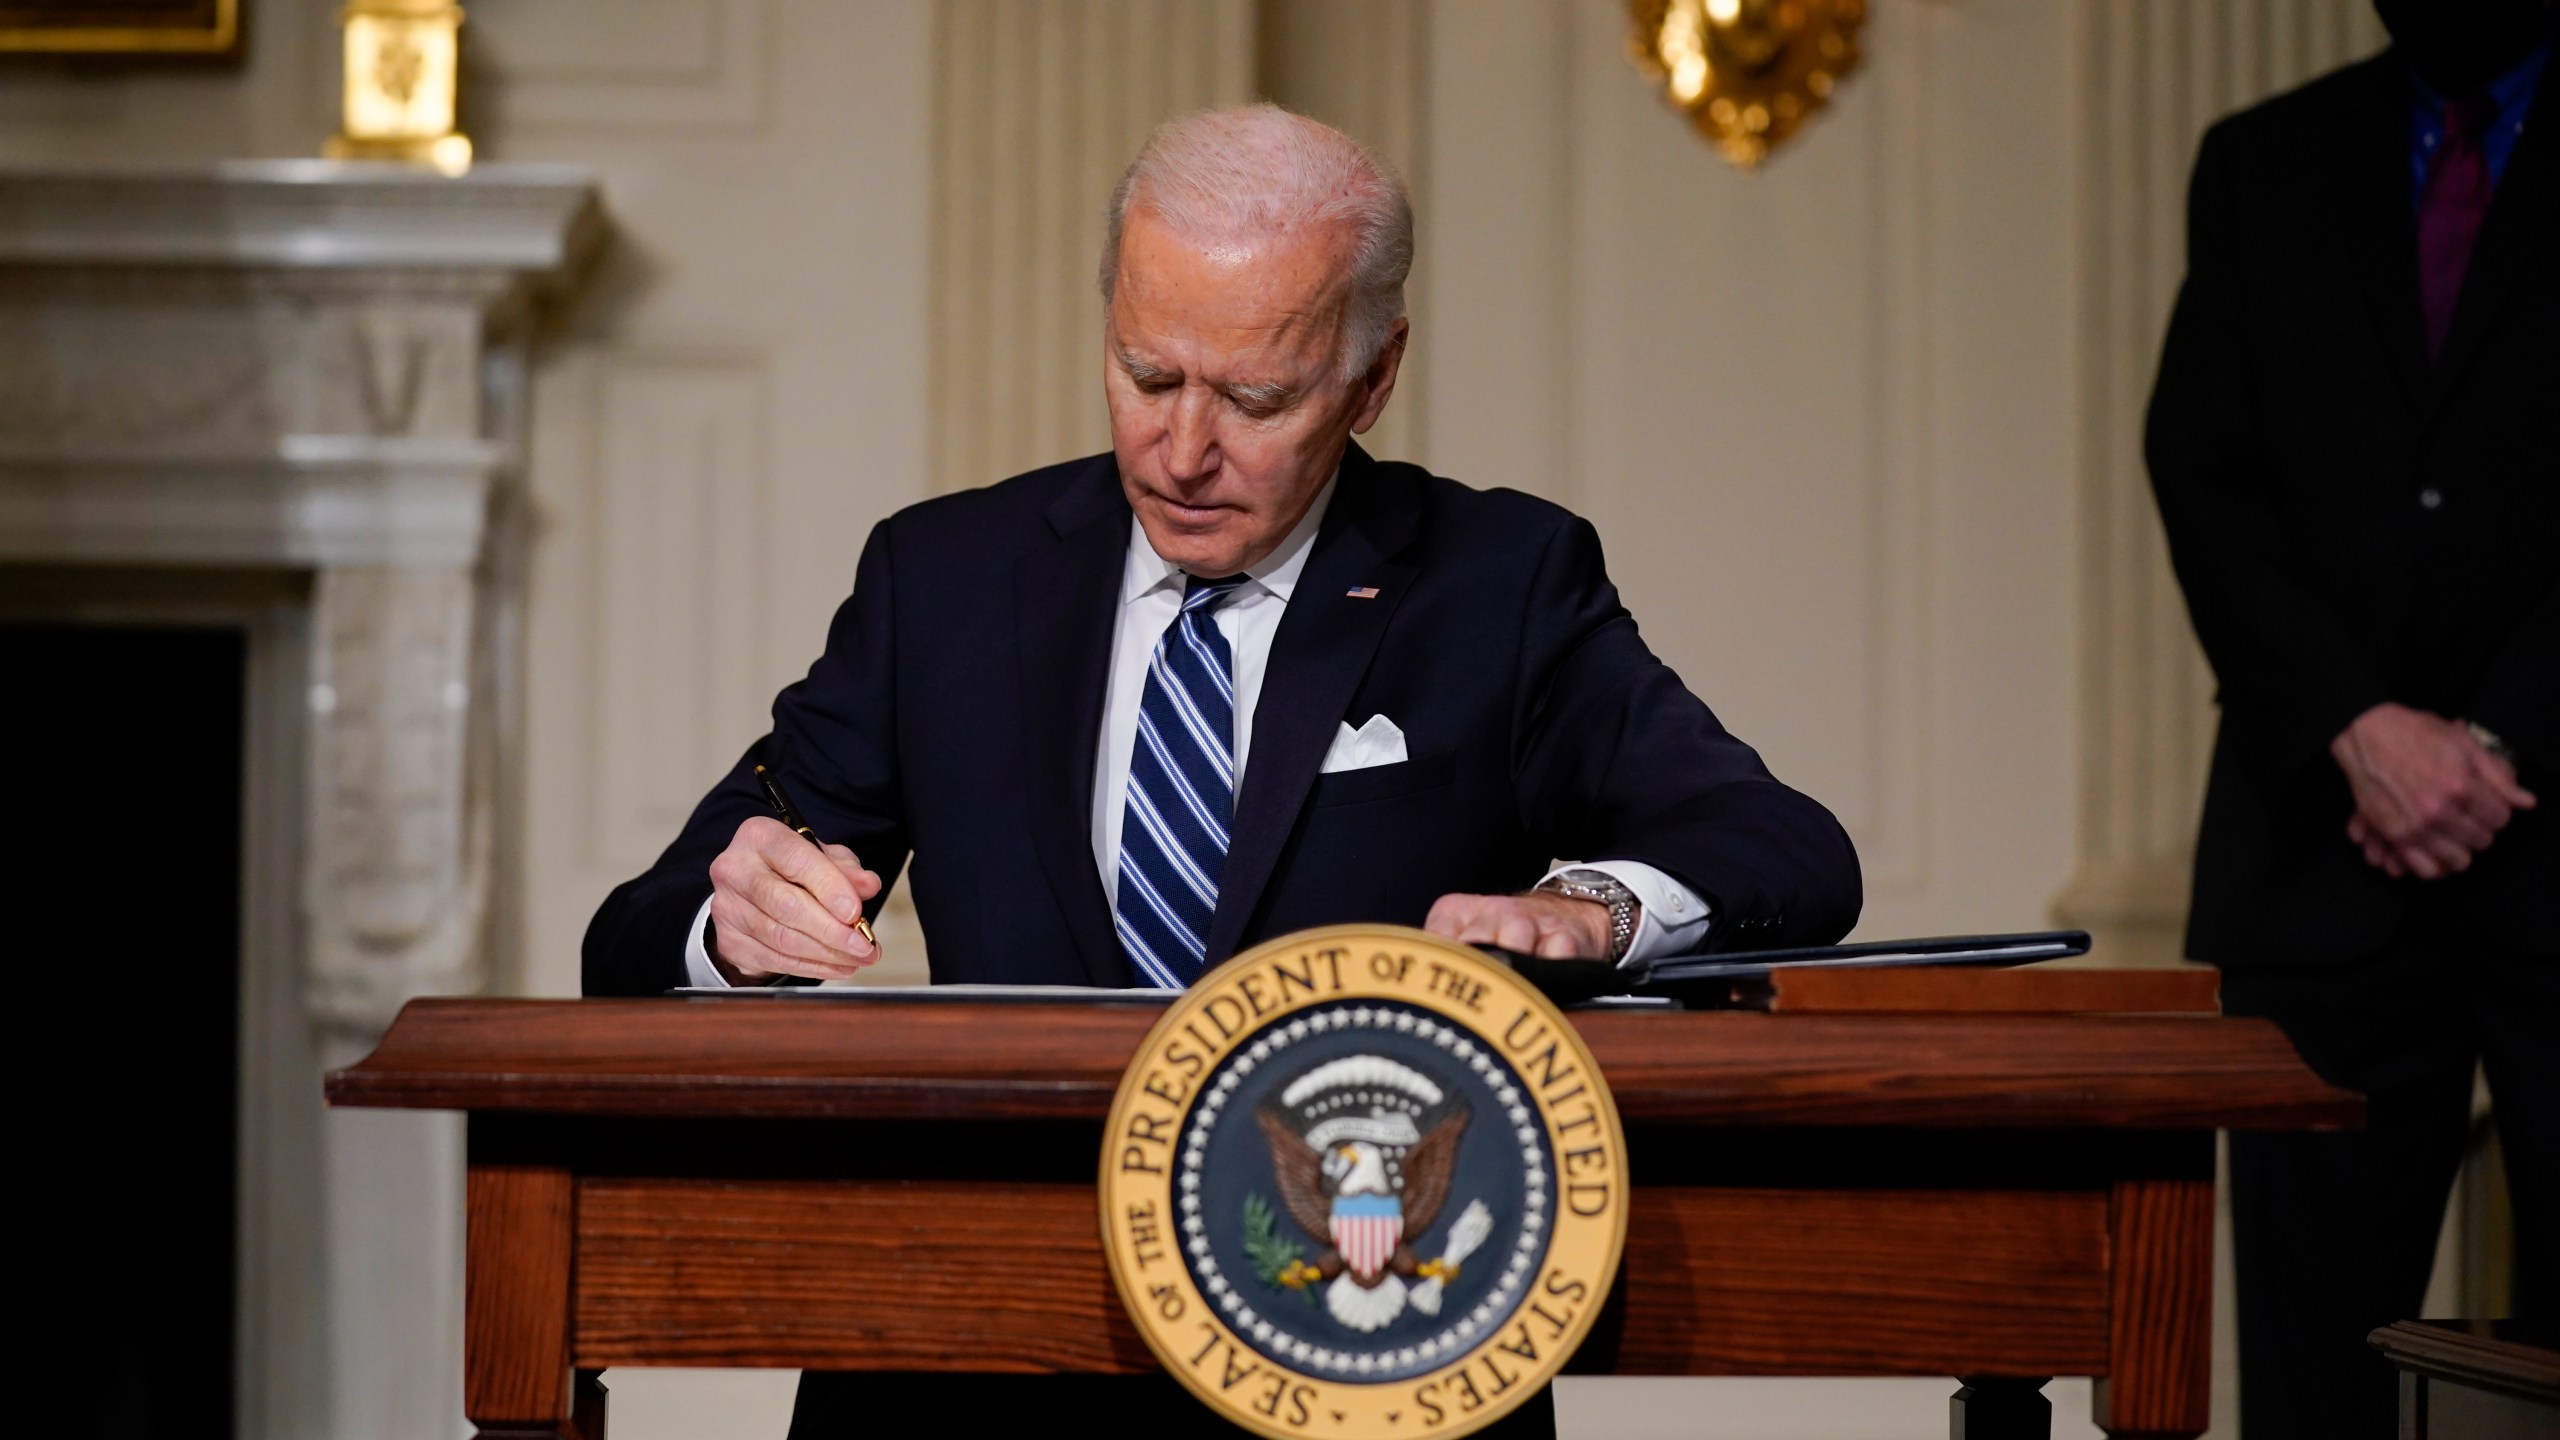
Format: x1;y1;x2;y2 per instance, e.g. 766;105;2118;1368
583;444;1862;995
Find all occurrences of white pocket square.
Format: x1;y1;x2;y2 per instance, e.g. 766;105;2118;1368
1321;714;1409;773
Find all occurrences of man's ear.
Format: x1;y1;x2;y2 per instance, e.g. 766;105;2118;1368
1348;318;1411;436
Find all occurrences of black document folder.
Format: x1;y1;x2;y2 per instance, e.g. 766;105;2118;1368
672;932;2093;1012
1496;930;2093;1008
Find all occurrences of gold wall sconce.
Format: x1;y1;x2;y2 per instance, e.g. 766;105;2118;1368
325;0;473;175
1627;0;1866;169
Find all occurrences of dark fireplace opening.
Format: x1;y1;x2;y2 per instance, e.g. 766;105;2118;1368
11;623;244;1440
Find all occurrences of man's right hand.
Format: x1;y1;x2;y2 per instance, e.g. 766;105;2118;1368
2331;702;2536;880
706;816;882;984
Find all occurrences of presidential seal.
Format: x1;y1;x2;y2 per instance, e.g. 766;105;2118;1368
1100;925;1628;1438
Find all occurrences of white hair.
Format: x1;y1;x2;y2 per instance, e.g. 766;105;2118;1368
1099;103;1413;382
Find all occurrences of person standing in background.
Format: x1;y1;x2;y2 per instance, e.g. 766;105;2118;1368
2146;3;2558;1438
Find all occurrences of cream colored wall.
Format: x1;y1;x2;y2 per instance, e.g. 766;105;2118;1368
927;0;1255;496
0;0;2293;983
0;0;944;994
1426;0;2083;944
0;1;2122;954
498;0;938;997
0;3;2398;1437
2060;0;2386;964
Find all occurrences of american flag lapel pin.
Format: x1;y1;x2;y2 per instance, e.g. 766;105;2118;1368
1346;585;1381;599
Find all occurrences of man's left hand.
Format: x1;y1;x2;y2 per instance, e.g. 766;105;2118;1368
1425;891;1613;959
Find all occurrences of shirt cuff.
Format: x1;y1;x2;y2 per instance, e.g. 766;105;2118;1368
682;895;732;989
1540;859;1713;969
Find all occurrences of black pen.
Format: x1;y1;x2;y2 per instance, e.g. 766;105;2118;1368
755;764;877;946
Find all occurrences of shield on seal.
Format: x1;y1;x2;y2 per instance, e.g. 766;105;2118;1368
1267;1054;1453;1292
1329;1194;1403;1282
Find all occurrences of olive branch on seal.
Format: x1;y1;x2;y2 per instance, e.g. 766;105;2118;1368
1242;1193;1317;1306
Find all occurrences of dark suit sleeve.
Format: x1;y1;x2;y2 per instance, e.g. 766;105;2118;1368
1509;513;1861;951
2145;124;2392;795
581;520;912;996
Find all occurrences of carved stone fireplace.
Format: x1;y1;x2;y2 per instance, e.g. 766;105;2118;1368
0;162;600;1438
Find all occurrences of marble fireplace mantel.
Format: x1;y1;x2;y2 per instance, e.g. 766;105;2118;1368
0;161;603;1038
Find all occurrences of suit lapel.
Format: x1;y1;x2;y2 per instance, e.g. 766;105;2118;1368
2338;57;2432;415
1202;445;1422;967
2425;76;2557;416
1017;463;1134;987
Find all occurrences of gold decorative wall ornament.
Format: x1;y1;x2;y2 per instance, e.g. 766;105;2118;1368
326;0;472;176
1626;0;1865;169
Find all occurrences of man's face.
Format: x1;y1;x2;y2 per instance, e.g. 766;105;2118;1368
1104;209;1404;577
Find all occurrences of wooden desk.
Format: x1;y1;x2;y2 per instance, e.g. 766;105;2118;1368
326;975;2355;1440
2372;1320;2560;1440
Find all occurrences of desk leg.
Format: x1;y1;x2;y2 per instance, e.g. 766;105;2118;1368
573;1372;607;1438
2093;1169;2214;1439
465;1118;595;1438
1953;1377;2051;1439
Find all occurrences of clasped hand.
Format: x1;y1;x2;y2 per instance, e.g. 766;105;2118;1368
2331;702;2536;880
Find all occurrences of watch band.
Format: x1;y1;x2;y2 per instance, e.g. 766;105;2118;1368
2468;721;2518;770
1532;868;1640;963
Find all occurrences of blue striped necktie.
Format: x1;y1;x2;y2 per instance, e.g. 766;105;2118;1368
1115;573;1248;987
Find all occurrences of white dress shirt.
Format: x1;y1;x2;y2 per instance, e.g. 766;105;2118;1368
1089;478;1334;901
684;478;1709;986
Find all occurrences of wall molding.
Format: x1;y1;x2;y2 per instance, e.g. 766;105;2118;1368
472;0;774;133
517;345;777;874
302;0;776;139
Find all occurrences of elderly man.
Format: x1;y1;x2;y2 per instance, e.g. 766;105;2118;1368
587;105;1859;1434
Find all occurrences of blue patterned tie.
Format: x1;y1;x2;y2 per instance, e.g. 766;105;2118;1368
1115;573;1248;987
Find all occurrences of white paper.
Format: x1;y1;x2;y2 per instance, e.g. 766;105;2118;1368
668;983;1179;1002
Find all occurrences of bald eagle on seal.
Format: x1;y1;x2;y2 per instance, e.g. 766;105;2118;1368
1253;1054;1488;1332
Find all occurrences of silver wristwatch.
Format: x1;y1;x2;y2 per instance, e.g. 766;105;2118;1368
1533;868;1641;963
